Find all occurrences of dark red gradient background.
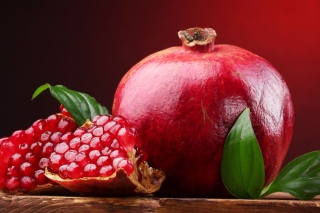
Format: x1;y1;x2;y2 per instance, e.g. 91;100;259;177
1;1;319;166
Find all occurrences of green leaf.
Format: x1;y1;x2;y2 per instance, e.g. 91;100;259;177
32;83;109;126
260;151;320;200
221;108;265;199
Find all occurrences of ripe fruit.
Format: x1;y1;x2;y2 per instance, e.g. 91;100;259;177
0;110;77;193
112;27;294;197
45;114;165;196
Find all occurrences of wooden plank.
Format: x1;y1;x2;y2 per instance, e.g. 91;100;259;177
0;192;319;213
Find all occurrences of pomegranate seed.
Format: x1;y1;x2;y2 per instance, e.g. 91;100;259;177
118;127;136;152
113;116;129;126
60;132;74;142
25;152;38;164
100;133;112;147
49;153;66;171
89;150;101;162
96;156;110;167
69;137;81;149
34;170;46;184
50;132;63;144
101;147;111;156
40;131;51;142
58;165;68;179
18;143;29;155
78;144;90;153
38;158;49;169
84;164;99;177
42;142;54;157
110;139;120;149
110;149;127;159
64;150;77;162
109;124;121;135
92;115;99;123
66;162;84;179
60;104;72;118
90;137;102;149
99;166;114;177
112;157;124;169
10;130;25;147
20;176;36;190
30;142;43;155
75;152;90;167
73;128;86;137
103;121;116;132
92;126;103;137
117;159;134;175
81;133;92;144
20;162;35;176
24;128;35;144
55;142;69;154
6;176;20;190
47;114;59;131
58;119;75;132
95;115;110;126
9;153;24;166
0;139;16;157
32;119;48;133
100;132;111;142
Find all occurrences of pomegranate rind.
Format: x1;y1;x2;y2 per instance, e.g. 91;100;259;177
44;161;165;196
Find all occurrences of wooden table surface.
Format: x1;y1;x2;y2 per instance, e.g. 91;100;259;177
0;192;319;213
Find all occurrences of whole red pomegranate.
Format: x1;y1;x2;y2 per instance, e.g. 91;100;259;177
112;27;294;197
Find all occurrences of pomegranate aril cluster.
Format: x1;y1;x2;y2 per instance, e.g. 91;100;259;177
49;115;140;179
0;114;77;191
59;104;72;118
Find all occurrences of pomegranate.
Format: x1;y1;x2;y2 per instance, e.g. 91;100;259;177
112;27;294;197
0;108;77;194
45;114;165;196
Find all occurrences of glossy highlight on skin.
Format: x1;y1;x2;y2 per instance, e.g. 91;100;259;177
112;28;294;198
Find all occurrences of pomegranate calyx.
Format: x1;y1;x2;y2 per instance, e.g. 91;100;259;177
178;27;216;52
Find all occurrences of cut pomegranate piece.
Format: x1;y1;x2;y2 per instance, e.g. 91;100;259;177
45;115;165;196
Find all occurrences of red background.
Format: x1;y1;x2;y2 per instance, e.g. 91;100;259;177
1;1;319;166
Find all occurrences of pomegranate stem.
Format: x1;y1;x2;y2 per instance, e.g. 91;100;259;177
178;27;216;53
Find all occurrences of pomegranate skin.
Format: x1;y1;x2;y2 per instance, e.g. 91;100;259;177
112;28;294;197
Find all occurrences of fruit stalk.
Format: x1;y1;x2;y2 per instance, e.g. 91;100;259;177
178;27;216;52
